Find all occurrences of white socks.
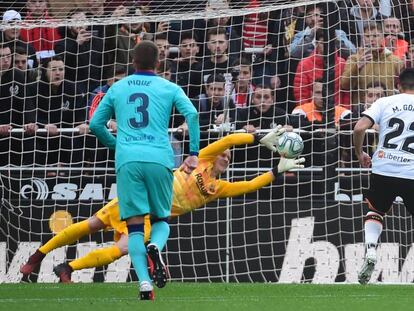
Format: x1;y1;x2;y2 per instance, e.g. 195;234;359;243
364;212;383;247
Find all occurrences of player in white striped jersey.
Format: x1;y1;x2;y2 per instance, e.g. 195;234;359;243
353;68;414;285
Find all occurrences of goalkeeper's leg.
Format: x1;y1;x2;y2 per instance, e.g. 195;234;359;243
54;234;127;283
20;216;104;276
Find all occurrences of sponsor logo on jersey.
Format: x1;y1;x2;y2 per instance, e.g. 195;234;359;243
194;173;209;197
124;134;155;142
378;150;411;163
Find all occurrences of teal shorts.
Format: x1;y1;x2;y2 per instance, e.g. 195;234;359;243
117;162;174;220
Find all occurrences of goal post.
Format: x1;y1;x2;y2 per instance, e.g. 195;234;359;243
1;0;414;284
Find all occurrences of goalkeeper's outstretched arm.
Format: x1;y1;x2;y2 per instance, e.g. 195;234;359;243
215;157;305;199
199;125;286;159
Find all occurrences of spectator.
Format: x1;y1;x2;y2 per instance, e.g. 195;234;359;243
88;64;128;123
74;0;136;18
47;1;77;18
383;16;408;60
175;31;199;64
396;0;414;43
406;39;414;68
340;21;403;106
20;0;61;58
171;31;202;99
36;56;87;129
291;80;351;130
189;73;236;132
105;7;153;71
199;0;242;58
196;27;234;85
55;8;106;93
0;43;37;166
267;6;306;62
290;4;356;59
341;81;385;167
84;0;125;79
1;10;38;69
340;0;385;46
241;0;271;49
81;0;110;17
284;6;306;47
35;56;88;166
269;74;289;111
377;0;393;17
154;32;170;62
0;0;26;12
234;83;290;167
231;57;255;108
355;80;386;117
13;45;39;83
85;63;127;166
264;7;304;112
236;84;289;133
291;79;351;166
293;29;350;109
270;75;281;98
156;60;173;81
237;1;282;84
0;44;36;133
205;0;233;29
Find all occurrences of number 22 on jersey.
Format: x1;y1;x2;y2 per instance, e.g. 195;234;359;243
382;117;414;154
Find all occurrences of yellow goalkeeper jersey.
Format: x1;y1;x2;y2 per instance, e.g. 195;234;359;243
171;133;273;216
95;133;275;239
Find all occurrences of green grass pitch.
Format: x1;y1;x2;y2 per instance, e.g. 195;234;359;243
0;283;413;311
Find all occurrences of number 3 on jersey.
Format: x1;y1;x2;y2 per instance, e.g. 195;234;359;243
128;93;149;129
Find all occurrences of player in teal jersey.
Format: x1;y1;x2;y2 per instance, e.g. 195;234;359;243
90;41;200;300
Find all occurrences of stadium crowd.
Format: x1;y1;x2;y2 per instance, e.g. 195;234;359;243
0;0;412;168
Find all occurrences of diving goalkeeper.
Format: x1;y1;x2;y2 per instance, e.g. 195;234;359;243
21;129;305;283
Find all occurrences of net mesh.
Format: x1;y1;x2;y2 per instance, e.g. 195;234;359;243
1;0;413;283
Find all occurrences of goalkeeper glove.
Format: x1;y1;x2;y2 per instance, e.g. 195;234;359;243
272;157;305;175
254;125;286;152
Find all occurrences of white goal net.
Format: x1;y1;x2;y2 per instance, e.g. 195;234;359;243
1;0;413;284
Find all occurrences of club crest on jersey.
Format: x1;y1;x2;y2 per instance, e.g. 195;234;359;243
62;100;71;110
9;85;19;96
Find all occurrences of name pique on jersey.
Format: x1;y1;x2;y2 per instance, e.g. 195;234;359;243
127;79;152;86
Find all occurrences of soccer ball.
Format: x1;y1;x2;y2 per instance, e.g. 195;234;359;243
277;132;304;159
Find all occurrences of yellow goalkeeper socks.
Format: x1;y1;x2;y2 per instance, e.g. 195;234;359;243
68;245;122;271
39;220;90;254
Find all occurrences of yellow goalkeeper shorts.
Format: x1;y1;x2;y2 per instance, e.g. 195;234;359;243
95;198;151;242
